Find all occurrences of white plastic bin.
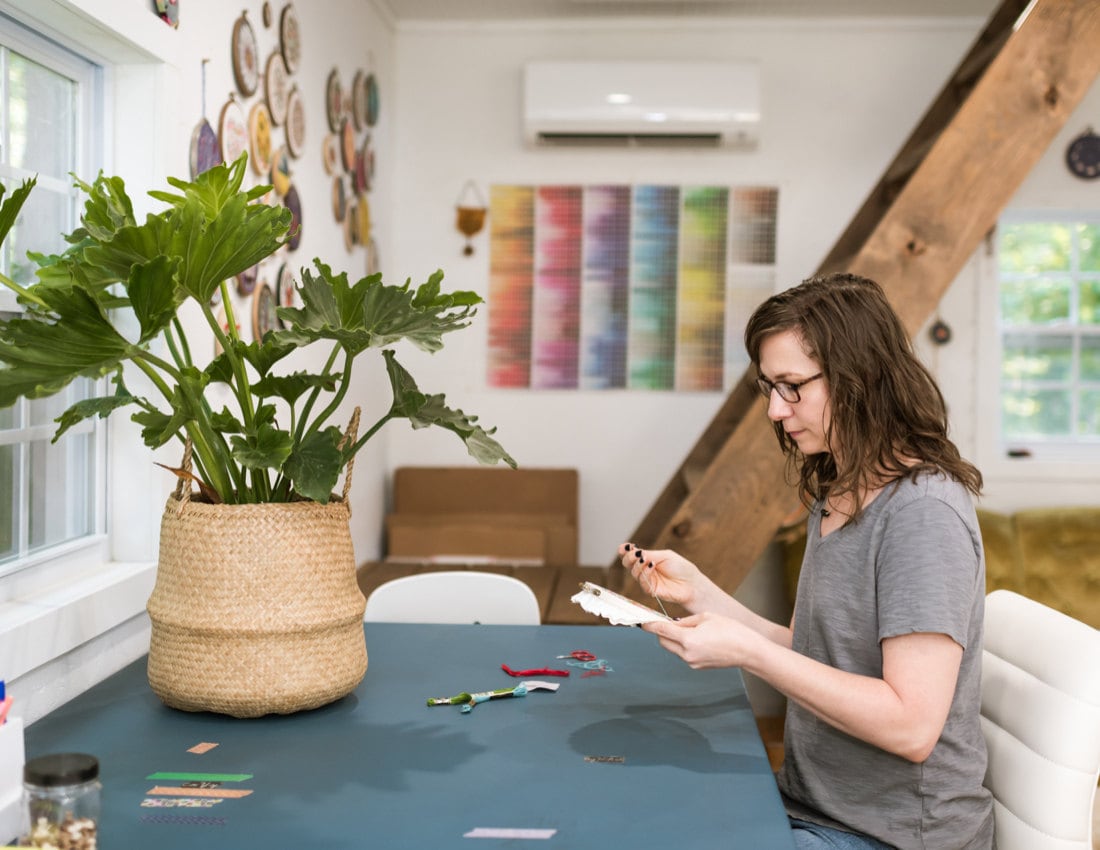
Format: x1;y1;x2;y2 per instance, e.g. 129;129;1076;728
0;717;25;843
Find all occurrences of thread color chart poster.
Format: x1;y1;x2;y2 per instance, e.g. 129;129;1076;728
487;184;777;391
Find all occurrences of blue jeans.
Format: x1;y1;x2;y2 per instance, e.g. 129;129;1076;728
789;818;896;849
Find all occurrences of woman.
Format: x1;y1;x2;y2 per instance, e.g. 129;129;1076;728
621;273;993;850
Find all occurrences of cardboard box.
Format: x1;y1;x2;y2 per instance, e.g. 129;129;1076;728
386;512;576;565
387;467;578;565
387;520;546;565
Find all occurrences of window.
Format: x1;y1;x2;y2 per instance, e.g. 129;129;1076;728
996;216;1100;457
0;13;104;574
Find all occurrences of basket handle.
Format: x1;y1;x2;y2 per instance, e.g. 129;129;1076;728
338;406;361;507
174;438;194;514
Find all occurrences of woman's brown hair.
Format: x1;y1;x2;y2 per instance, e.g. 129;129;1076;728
744;272;982;519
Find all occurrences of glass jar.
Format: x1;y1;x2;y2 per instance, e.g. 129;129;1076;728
22;753;100;849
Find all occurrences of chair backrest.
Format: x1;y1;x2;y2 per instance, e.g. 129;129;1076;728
981;589;1100;850
363;571;541;625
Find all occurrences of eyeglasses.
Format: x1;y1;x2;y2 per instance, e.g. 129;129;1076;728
755;372;823;403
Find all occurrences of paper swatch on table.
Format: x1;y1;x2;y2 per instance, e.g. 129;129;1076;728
464;827;557;840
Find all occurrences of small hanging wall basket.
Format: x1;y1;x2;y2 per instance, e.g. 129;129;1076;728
455;180;487;256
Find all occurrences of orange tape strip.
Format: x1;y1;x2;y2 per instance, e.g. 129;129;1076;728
148;786;252;798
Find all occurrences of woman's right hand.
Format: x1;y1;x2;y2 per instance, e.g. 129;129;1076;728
617;543;701;609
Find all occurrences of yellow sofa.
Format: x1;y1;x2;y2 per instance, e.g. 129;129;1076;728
779;506;1100;630
977;507;1100;630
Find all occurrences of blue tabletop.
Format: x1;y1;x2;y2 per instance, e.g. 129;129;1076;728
26;623;795;849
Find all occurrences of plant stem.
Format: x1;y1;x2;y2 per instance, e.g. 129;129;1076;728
201;285;268;499
0;270;49;309
168;317;193;368
293;343;341;444
130;355;235;500
301;348;353;442
163;315;245;495
348;411;395;457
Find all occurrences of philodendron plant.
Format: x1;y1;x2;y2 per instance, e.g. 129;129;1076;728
0;154;514;504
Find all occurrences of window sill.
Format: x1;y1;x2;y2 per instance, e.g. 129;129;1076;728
977;452;1100;482
0;560;155;683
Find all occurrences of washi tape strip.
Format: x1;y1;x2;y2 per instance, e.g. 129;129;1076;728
147;772;252;782
464;828;557;840
141;797;223;807
147;787;252;798
187;742;219;754
139;815;226;827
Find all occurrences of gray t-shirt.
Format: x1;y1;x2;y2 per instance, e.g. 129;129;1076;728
777;473;994;850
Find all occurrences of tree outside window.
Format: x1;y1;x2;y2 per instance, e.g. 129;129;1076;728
998;219;1100;445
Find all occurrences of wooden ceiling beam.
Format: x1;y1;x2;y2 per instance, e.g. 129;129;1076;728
613;0;1100;599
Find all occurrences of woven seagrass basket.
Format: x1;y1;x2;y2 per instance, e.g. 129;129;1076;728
147;428;367;717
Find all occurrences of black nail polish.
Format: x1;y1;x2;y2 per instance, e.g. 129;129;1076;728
646;561;654;569
624;543;633;551
635;551;643;560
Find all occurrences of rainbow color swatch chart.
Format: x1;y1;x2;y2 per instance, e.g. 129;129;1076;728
488;184;778;391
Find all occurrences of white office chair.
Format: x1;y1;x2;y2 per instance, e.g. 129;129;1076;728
363;570;541;625
980;589;1100;850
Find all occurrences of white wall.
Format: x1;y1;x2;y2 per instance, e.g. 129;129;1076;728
383;15;1009;566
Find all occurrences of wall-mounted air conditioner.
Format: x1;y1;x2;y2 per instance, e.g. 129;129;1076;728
523;60;760;149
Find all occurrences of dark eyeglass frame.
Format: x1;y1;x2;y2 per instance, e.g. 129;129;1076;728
755;372;823;404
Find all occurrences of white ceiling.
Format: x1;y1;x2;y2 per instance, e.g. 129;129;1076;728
376;0;1000;23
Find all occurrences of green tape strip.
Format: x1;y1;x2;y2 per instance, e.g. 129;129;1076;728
146;772;253;782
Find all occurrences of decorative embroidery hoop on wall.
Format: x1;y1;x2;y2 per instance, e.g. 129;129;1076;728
248;101;274;176
190;60;222;179
280;3;301;74
218;95;248;165
231;11;260;97
326;68;343;133
285;87;306;159
264;50;290;126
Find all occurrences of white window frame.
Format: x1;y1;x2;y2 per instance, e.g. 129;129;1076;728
975;214;1100;482
0;0;176;724
0;11;109;575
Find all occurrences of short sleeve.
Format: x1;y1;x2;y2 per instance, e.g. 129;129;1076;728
875;496;980;647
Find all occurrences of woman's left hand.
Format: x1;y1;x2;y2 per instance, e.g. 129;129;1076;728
642;612;762;669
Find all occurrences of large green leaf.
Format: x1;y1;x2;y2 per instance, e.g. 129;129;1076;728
130;367;211;450
167;192;291;303
230;421;294;471
79;212;177;289
128;255;183;343
74;158;290;307
383;350;516;468
0;285;134;406
52;375;137;440
150;151;260;214
132;406;187;449
0;177;36;246
250;371;339;406
210;406;244;434
70;172;135;242
276;262;481;355
282;427;348;503
233;336;298;377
